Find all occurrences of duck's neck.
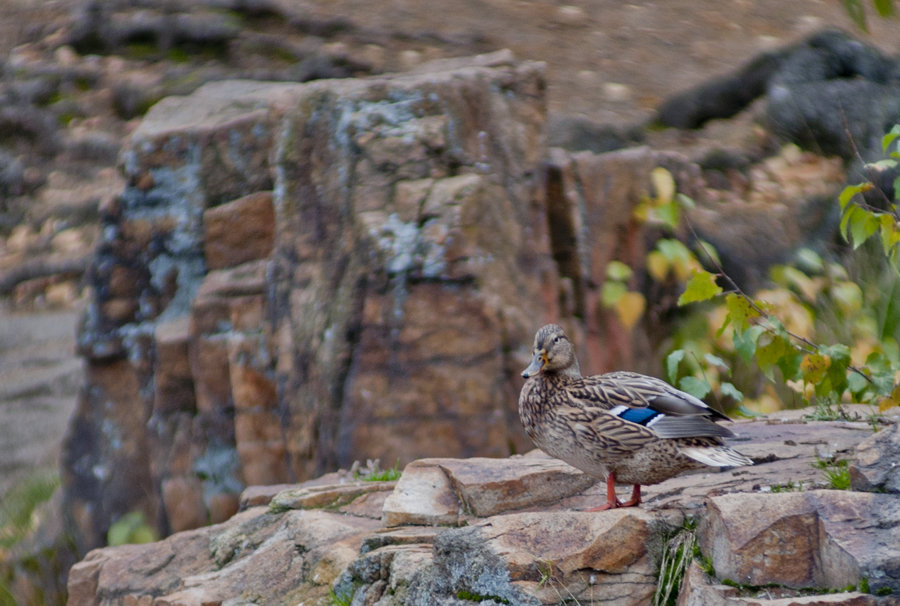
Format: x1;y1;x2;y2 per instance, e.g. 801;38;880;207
552;359;582;381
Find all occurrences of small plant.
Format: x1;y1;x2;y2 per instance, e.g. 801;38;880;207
813;457;851;490
532;557;583;604
653;518;699;606
770;480;802;493
0;468;60;550
107;511;158;546
329;585;354;606
351;459;402;482
455;590;511;604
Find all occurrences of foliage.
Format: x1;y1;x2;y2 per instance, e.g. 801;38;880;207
0;468;59;551
813;457;851;490
455;590;511;604
653;519;699;606
351;459;402;482
770;480;802;493
107;511;158;546
843;0;895;32
624;129;900;414
329;585;355;606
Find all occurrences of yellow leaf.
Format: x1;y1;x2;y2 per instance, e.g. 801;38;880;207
879;385;900;412
800;353;830;384
650;167;675;204
672;256;701;282
647;250;669;281
632;201;650;223
615;291;646;330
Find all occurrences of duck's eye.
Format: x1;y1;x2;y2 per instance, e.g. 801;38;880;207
553;336;561;344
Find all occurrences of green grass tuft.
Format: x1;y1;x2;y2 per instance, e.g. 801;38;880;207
456;590;511;604
653;518;699;606
352;460;402;482
813;457;851;490
0;468;60;550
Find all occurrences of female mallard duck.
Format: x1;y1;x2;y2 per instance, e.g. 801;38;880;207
519;323;752;510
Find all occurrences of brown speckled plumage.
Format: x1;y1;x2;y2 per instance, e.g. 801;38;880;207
518;324;752;509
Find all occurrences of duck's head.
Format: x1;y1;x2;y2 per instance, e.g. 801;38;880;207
521;323;582;379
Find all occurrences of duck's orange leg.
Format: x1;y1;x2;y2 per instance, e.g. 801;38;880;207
586;473;642;511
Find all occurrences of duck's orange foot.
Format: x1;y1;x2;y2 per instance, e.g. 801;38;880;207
586;475;642;511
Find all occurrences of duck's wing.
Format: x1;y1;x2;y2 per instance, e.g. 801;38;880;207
567;371;736;440
558;403;657;457
599;371;732;420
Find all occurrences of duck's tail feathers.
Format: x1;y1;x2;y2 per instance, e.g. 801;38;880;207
680;446;753;468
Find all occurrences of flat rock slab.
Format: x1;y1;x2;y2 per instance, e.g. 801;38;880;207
382;454;596;526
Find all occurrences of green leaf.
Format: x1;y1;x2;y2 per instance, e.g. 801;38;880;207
891;244;900;273
725;293;759;332
878;213;900;256
736;404;763;418
822;344;851;397
715;313;732;339
849;207;880;249
655;201;681;231
666;349;686;384
840;204;862;243
755;332;793;380
606;260;633;281
678;270;723;306
831;281;863;315
601;281;627;306
108;511;158;546
679;376;711;400
865;352;896;396
693;239;720;266
882;124;900;153
866;158;898;171
656;239;692;264
795;248;824;273
847;370;871;399
777;351;803;383
838;182;870;211
676;193;696;209
704;353;729;369
720;381;744;403
734;325;764;362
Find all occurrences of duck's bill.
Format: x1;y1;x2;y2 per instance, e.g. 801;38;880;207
521;352;545;378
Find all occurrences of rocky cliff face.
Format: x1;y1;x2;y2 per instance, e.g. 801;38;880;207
63;52;561;551
67;408;900;605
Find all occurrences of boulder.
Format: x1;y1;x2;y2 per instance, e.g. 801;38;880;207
700;491;900;594
851;422;900;494
657;28;900;160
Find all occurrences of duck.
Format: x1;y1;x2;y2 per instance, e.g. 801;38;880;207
518;323;752;510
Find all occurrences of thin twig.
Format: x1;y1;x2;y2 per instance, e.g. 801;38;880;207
684;218;874;384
